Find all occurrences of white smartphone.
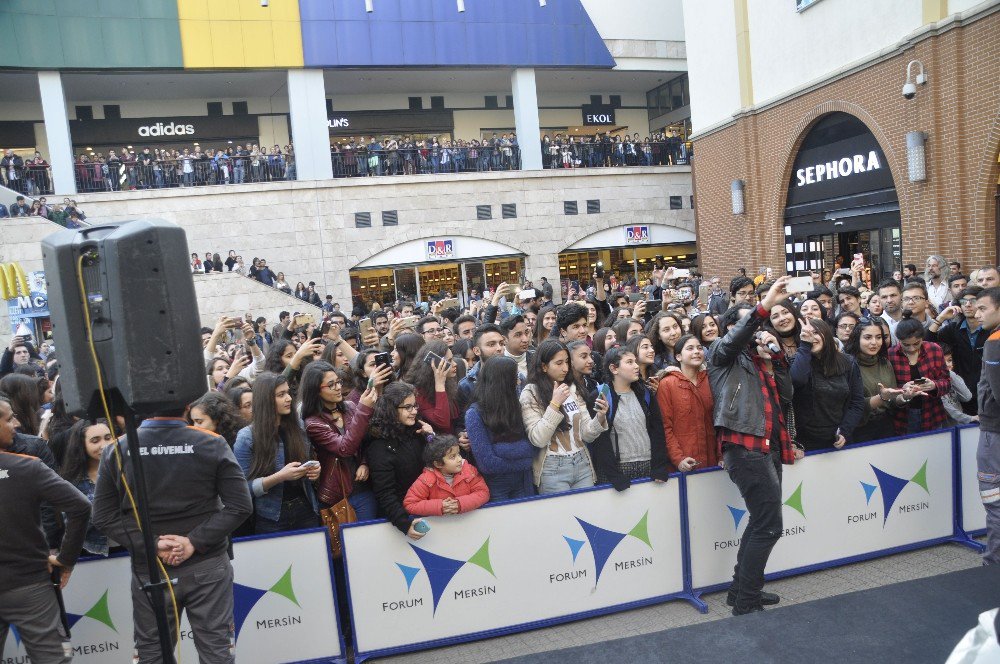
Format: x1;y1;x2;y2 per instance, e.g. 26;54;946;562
786;276;813;294
300;460;320;470
672;268;691;278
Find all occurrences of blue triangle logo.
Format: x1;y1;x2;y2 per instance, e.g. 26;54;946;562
871;464;910;525
563;536;586;563
396;563;421;591
10;625;20;646
727;505;748;531
575;517;627;585
860;481;878;505
232;583;268;640
408;544;467;614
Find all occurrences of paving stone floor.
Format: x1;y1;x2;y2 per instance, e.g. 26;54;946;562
372;539;986;663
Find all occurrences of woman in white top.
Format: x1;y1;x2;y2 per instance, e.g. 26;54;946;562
519;340;608;494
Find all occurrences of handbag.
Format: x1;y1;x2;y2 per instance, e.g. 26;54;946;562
318;458;357;559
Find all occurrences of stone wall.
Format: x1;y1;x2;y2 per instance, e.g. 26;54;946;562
193;272;323;329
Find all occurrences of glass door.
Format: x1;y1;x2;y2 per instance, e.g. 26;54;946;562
394;268;418;304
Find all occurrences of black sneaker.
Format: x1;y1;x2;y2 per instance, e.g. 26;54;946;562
727;590;780;607
732;604;765;616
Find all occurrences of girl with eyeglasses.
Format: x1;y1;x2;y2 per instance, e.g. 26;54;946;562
367;382;434;539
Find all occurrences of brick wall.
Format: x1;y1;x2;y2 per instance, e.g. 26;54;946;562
692;10;1000;280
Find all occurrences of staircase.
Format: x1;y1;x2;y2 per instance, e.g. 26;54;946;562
192;272;324;327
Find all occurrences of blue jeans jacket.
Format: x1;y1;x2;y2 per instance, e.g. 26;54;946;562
233;425;319;522
72;478;111;556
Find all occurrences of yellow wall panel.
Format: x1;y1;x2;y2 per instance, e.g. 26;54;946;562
176;0;210;21
272;20;304;67
179;0;302;68
241;21;276;67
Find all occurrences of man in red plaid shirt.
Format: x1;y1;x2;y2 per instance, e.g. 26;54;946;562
708;275;803;615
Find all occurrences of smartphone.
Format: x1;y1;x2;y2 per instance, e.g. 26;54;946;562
853;253;864;264
374;352;392;369
367;375;376;389
423;350;444;365
595;261;605;278
596;383;612;405
518;289;536;301
294;313;315;327
413;519;431;534
359;318;373;338
228;317;243;328
437;297;459;311
673;268;691;279
628;292;644;302
786;275;814;294
300;460;320;470
399;315;419;329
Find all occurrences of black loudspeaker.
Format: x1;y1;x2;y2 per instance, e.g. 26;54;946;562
41;219;205;417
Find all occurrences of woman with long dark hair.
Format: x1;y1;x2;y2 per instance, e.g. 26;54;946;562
844;318;909;442
658;335;718;471
366;382;433;538
391;332;425;380
567;340;598;395
593;327;617;355
301;361;381;520
0;373;41;435
588;346;669;490
345;349;394;407
519;340;608;494
60;419;116;556
465;356;535;501
764;299;801;359
404;340;460;434
188;391;244;446
625;334;659;393
233;372;320;534
534;306;557;347
264;337;323;399
43;382;78;467
226;385;254;424
888;313;951;434
646;311;684;371
790;317;865;450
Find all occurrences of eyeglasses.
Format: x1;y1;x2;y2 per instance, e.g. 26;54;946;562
397;404;419;412
322;381;343;390
901;296;926;303
837;323;857;330
959;298;977;305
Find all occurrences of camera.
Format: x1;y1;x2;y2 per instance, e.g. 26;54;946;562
595;261;604;279
902;82;917;100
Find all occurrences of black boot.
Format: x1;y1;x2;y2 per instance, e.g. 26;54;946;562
727;589;780;607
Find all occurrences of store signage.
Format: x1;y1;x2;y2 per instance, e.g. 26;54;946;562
328;117;350;128
624;226;651;245
795;151;881;187
6;270;48;334
582;104;616;126
426;239;455;261
326;110;454;136
137;122;195;137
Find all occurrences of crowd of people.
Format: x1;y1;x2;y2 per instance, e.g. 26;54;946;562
2;253;998;661
2;150;53;197
0;194;87;228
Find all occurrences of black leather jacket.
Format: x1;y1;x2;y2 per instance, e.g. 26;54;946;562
707;307;793;437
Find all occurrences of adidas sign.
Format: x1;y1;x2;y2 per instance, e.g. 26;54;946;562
137;122;195;137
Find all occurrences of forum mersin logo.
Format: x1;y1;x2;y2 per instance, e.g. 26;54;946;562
10;590;116;648
562;511;652;586
728;481;806;532
395;538;494;614
233;565;299;639
860;460;929;525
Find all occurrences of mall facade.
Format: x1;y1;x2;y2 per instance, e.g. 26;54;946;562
683;0;1000;281
0;0;696;314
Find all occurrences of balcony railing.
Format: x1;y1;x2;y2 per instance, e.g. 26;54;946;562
74;155;295;193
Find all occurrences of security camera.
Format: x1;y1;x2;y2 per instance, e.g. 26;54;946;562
260;0;268;6
902;60;927;100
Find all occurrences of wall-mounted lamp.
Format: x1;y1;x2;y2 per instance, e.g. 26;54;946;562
906;131;928;182
731;179;745;215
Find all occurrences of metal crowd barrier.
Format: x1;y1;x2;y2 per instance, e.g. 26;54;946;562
74;156;296;193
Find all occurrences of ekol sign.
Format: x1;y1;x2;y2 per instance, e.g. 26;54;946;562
138;122;195;138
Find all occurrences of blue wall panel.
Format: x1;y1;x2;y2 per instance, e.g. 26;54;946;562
298;0;614;68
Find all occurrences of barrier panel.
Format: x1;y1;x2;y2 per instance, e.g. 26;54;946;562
1;528;344;664
958;425;986;535
341;479;686;660
686;431;955;591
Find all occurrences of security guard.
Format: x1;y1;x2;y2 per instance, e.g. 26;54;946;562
92;413;252;663
0;398;91;663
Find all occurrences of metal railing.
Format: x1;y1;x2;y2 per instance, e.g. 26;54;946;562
540;139;690;168
74;155;296;193
1;164;54;196
331;144;522;177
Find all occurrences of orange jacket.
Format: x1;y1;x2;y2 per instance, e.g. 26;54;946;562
656;370;719;469
403;462;490;517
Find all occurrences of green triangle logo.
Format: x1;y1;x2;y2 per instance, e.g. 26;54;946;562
466;537;495;577
268;565;300;607
783;481;806;518
910;460;929;493
84;590;117;633
627;510;652;548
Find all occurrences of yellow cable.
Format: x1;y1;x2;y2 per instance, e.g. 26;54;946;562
76;254;182;662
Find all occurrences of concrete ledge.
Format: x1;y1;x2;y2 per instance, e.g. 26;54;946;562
193;272;323;328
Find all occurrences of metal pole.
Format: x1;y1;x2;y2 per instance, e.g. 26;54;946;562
633;248;639;286
414;266;421;305
460;262;469;308
124;410;175;663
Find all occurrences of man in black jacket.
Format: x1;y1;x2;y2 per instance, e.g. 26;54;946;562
709;276;802;615
0;399;91;663
92;415;252;663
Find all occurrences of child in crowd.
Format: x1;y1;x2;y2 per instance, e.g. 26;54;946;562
940;344;978;425
403;435;490;516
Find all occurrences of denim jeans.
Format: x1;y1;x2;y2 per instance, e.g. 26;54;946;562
255;496;318;534
347;488;378;521
723;443;783;610
538;450;594;495
485;471;535;502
